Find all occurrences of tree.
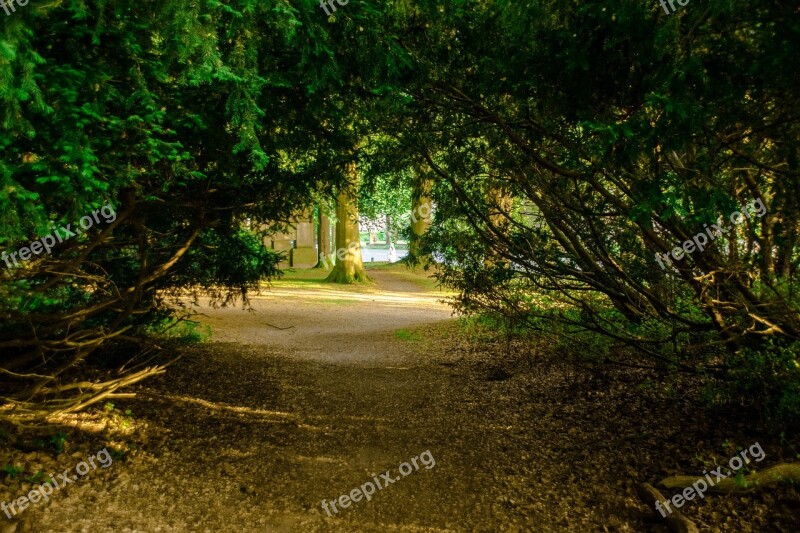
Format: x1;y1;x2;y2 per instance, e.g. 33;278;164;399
386;0;800;419
316;201;332;269
0;0;398;420
408;165;433;261
325;158;369;283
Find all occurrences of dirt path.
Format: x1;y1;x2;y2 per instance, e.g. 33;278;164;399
19;266;787;532
29;266;489;532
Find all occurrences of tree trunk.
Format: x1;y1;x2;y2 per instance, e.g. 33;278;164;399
485;184;512;268
409;167;432;259
315;203;331;269
325;160;369;283
385;214;393;246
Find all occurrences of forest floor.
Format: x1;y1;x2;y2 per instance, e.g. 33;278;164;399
3;264;798;532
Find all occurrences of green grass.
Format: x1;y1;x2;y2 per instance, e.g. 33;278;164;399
275;268;330;283
267;262;448;295
394;328;423;342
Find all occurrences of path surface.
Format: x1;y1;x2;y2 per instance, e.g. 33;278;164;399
25;266;667;532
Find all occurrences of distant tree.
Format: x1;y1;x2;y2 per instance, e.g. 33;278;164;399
326;156;369;283
408;166;433;261
359;167;413;246
315;200;333;269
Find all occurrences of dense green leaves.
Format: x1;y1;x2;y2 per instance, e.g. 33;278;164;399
384;0;800;421
0;0;410;409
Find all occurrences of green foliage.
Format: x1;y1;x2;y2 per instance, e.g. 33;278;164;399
102;403;135;430
359;166;413;242
732;469;749;489
2;464;23;479
457;315;502;344
168;227;283;297
24;431;68;454
717;340;800;427
48;432;66;454
107;447;127;462
25;470;45;484
392;0;800;425
143;317;212;345
1;0;407;406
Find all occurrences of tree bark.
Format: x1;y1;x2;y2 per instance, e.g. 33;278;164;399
484;184;512;268
636;483;699;533
409;167;432;259
315;202;331;268
325;160;369;283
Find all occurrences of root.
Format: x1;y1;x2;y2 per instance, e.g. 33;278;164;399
637;482;699;533
324;269;370;284
659;463;800;493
